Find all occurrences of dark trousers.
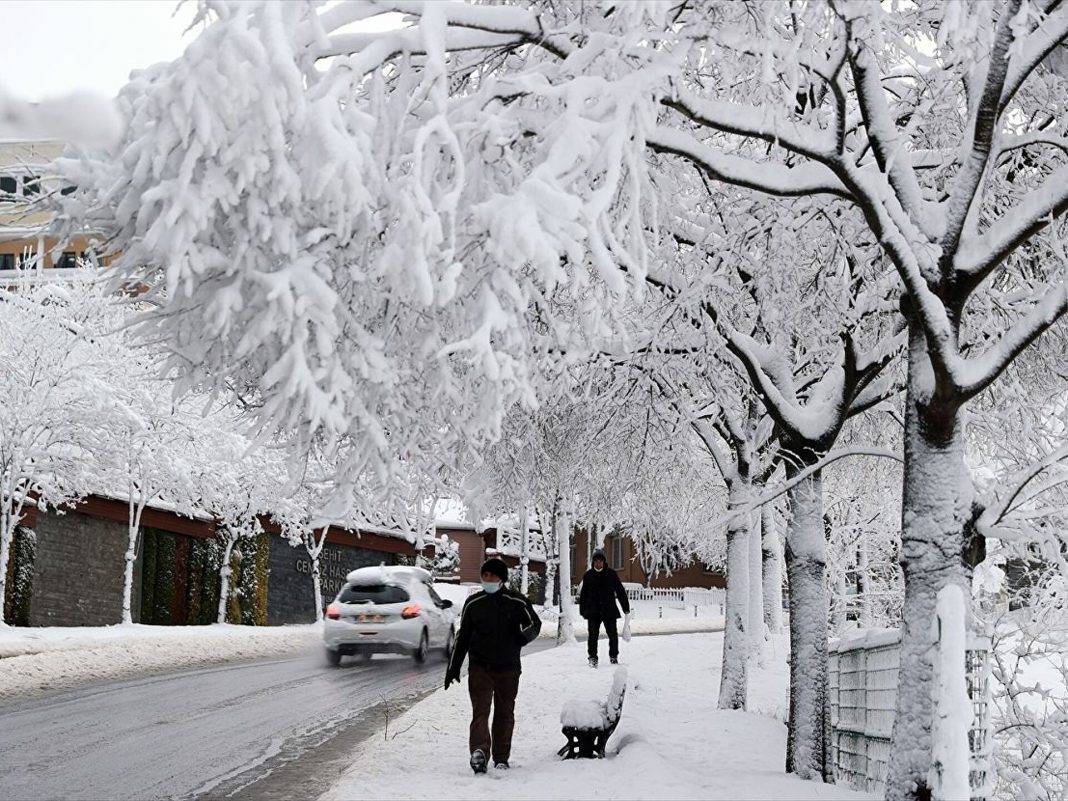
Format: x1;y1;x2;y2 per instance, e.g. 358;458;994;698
587;616;619;659
468;664;520;763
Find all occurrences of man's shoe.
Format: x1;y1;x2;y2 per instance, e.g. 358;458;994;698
588;656;598;668
494;761;510;770
610;656;618;665
470;749;488;774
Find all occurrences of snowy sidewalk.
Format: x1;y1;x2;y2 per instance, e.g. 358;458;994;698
323;632;874;801
537;613;724;639
0;623;319;700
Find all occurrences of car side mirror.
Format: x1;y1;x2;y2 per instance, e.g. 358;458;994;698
440;599;453;609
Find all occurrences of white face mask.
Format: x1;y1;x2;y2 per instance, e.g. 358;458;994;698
594;564;604;572
482;580;502;594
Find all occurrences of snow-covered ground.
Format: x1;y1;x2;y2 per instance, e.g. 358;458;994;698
538;614;724;639
537;599;724;638
0;623;319;699
0;611;718;702
324;631;873;801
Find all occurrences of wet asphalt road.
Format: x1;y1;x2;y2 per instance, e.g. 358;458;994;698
0;644;504;801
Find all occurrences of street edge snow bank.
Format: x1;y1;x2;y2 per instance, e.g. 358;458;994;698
0;624;320;701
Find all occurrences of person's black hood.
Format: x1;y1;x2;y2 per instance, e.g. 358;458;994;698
591;548;607;566
480;557;509;582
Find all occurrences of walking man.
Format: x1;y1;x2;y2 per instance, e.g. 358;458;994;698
578;548;630;667
444;557;542;774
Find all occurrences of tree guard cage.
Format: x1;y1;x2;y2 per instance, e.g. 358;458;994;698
827;626;992;800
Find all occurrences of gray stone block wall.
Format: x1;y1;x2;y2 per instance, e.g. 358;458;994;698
267;538;397;625
29;509;141;626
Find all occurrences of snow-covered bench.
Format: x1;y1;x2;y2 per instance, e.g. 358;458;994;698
557;667;627;759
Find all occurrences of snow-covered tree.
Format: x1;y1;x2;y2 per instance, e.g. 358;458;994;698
99;372;202;625
982;563;1068;801
53;3;1068;794
0;278;121;625
191;424;286;625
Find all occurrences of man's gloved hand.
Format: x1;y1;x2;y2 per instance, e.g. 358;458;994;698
444;671;458;690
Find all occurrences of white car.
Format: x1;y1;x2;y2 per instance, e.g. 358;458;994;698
431;581;480;635
323;565;457;665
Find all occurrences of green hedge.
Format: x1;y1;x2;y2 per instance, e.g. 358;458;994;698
138;528;269;626
3;526;37;626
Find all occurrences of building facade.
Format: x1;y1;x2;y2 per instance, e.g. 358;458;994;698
2;496;461;627
0;140;104;278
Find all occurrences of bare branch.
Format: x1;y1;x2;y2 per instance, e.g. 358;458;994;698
940;0;1023;269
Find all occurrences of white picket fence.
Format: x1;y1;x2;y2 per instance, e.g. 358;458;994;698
828;624;992;799
624;585;725;613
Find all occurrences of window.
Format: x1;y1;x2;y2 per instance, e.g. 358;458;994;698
610;535;625;569
0;174;41;199
338;584;410;604
0;254;14;271
55;252;78;269
426;584;445;607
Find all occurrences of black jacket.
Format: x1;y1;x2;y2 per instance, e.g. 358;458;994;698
578;567;630;620
446;587;541;677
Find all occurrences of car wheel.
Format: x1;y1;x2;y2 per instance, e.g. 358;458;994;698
325;648;342;667
413;629;429;663
444;629;455;661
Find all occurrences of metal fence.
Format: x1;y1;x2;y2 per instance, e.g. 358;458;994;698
828;627;992;799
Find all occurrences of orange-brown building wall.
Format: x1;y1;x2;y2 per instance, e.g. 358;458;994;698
570;526;724;589
441;528;486;583
0;235;107;267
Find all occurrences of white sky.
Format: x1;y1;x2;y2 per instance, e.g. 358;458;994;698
0;1;198;101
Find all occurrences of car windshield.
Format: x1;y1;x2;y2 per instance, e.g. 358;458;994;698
338;584;410;604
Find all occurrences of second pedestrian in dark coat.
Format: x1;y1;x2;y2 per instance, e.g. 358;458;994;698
577;548;630;666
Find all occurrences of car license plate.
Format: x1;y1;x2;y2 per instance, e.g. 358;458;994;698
357;612;385;623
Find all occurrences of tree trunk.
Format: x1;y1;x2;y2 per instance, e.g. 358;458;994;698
718;509;749;710
216;538;236;624
544;557;557;608
518;503;530;596
537;506;557;607
311;553;324;623
762;505;783;637
0;504;13;626
833;569;848;633
857;543;872;629
748;511;765;655
122;503;146;625
886;328;975;801
556;504;576;644
783;467;830;781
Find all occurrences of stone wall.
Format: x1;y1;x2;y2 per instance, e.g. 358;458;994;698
29;509;141;626
266;537;398;625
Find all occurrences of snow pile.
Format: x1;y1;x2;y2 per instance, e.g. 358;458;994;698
0;624;319;700
607;665;627;717
346;565;395;585
561;697;608;730
324;632;873;801
930;586;972;800
560;666;627;731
